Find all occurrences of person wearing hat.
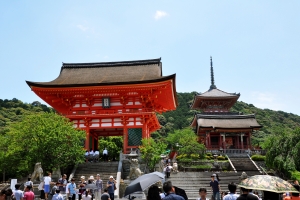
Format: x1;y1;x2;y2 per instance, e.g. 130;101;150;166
94;174;103;200
88;176;95;184
106;176;116;200
78;176;87;200
210;174;220;200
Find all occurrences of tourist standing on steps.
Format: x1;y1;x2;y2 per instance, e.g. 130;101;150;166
52;189;64;200
78;176;87;200
94;174;103;200
23;186;34;200
44;172;52;200
100;189;110;200
165;164;171;178
236;187;258;200
162;181;184;200
58;174;67;194
147;185;161;200
223;182;239;200
103;148;108;161
48;182;59;200
107;176;116;200
210;174;220;200
24;178;33;191
13;184;24;200
197;188;209;200
67;178;77;200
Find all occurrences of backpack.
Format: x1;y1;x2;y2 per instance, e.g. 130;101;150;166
166;167;170;172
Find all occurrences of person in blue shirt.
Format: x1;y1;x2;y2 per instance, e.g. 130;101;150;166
162;181;184;200
106;176;116;200
68;178;76;200
210;174;220;200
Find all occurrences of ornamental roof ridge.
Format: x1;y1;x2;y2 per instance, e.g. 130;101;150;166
62;58;161;68
197;88;240;97
196;113;256;119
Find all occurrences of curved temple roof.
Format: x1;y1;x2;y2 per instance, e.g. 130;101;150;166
194;114;262;130
26;58;176;88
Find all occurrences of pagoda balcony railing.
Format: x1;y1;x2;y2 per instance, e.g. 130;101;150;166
65;108;155;116
206;148;266;155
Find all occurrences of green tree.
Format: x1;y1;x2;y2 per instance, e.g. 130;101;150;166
263;128;300;180
0;112;86;177
166;128;206;158
139;138;167;171
98;136;123;160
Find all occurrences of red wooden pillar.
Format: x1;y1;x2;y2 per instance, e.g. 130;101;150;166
236;135;239;149
123;127;128;153
85;127;90;150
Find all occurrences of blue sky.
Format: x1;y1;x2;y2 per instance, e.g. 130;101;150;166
1;1;300;115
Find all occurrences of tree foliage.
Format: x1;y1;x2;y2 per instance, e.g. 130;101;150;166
166;128;206;158
0;98;53;135
139;138;167;171
263;128;300;179
98;136;123;160
0;112;86;177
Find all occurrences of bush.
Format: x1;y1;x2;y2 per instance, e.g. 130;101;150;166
205;155;211;160
191;154;199;159
179;157;193;162
176;154;187;160
193;165;211;170
206;152;212;156
251;155;266;161
217;156;226;160
290;171;300;182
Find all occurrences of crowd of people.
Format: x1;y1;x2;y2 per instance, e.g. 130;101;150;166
145;174;300;200
0;173;117;200
85;148;109;163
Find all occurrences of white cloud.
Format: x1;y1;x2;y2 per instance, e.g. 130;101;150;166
76;24;89;31
249;91;284;111
154;10;168;20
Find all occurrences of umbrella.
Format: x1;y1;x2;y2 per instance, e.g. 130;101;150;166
83;184;98;190
124;171;165;197
237;175;299;193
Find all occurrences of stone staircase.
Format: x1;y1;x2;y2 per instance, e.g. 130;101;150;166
167;171;241;200
228;155;261;175
74;161;119;185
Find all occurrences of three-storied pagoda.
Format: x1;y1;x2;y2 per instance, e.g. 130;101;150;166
190;58;262;150
26;58;177;153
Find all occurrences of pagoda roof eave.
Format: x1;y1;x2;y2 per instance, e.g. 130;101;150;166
26;74;176;89
195;114;262;130
190;88;240;109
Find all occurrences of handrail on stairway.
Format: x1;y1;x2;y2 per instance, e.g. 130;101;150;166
225;154;237;173
114;151;123;199
247;154;263;174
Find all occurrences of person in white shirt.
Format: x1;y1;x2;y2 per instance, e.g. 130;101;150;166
82;190;92;200
94;149;100;162
43;172;52;200
197;188;209;200
103;148;108;161
89;149;94;162
223;182;239;200
85;150;89;162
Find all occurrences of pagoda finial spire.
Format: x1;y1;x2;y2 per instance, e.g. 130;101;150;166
210;56;217;90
